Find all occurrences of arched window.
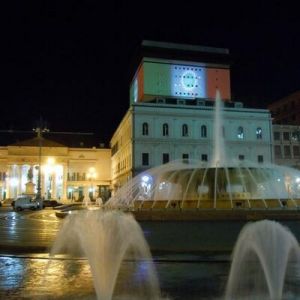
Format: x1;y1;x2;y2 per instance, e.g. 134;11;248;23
201;125;207;138
237;126;244;139
163;123;169;136
182;124;189;137
142;122;149;136
256;127;262;139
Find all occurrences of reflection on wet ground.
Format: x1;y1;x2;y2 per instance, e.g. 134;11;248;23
0;254;230;299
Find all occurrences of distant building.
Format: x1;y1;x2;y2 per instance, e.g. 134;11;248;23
110;41;273;190
268;91;300;125
272;124;300;169
0;136;111;201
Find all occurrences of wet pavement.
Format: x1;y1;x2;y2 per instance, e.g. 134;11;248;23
0;207;62;253
0;207;230;299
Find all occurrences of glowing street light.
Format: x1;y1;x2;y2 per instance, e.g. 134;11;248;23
87;167;97;200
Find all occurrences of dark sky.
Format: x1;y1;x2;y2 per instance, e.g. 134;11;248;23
1;0;300;144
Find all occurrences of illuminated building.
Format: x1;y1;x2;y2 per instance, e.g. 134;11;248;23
0;136;111;201
110;41;273;191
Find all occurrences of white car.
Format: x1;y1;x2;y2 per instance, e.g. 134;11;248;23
13;196;42;211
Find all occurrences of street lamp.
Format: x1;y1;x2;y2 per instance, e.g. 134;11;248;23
33;125;49;200
87;167;97;201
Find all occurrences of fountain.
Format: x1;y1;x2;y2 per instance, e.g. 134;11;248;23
49;91;300;296
225;220;300;300
50;210;161;300
106;92;300;213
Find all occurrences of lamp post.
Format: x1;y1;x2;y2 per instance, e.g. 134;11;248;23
87;167;97;201
34;125;49;200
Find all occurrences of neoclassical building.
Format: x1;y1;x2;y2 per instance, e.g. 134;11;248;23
0;135;111;201
110;41;273;190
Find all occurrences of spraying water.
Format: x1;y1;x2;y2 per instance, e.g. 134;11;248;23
50;210;161;300
225;220;300;300
212;90;226;167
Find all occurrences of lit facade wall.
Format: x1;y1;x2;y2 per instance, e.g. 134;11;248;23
110;111;133;192
110;102;273;191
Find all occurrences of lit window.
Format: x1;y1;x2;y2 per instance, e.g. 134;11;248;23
182;124;189;137
291;131;300;141
256;127;262;139
142;123;149;136
201;125;207;138
237;126;244;139
163;123;169;136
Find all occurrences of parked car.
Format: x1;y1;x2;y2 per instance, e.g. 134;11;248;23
13;196;43;211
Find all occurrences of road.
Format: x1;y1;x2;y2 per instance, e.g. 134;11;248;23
0;207;62;253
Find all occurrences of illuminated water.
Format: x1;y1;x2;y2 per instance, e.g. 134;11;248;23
50;210;161;300
226;220;300;300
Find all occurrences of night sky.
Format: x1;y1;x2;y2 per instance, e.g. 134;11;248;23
2;1;300;144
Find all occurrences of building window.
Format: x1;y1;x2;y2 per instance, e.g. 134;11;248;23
274;145;282;158
238;155;245;160
142;122;149;136
162;153;169;164
182;153;189;160
291;131;300;141
258;155;264;163
293;146;300;158
256;127;262;139
201;125;207;138
283;132;290;141
182;124;189;137
142;153;149;166
274;132;280;140
163;123;169;136
284;145;291;158
237;126;244;139
201;154;208;161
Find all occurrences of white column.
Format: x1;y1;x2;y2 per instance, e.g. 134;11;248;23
52;172;56;199
62;164;68;200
